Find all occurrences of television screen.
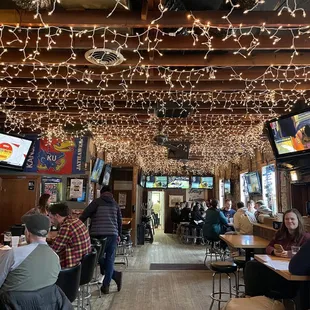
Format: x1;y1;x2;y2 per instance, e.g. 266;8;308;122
267;109;310;158
90;158;104;183
146;176;167;188
245;172;262;194
224;179;231;194
101;164;112;186
140;172;146;187
0;133;33;170
191;176;213;189
168;176;189;189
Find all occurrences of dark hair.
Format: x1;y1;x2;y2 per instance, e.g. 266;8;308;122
247;200;254;205
193;204;199;212
275;208;305;242
237;201;245;209
100;185;111;194
210;199;219;209
49;203;70;217
38;193;50;213
225;199;231;203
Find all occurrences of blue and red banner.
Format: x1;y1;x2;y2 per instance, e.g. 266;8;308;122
24;136;87;175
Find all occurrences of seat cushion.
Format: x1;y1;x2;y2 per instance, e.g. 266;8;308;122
223;296;285;310
233;256;246;268
210;261;237;273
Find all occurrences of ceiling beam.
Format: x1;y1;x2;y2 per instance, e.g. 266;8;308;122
1;66;309;81
0;10;307;28
1;49;310;66
0;78;309;91
3;30;310;51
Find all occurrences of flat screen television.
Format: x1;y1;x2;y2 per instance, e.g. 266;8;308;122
101;164;112;186
90;158;104;183
145;176;168;189
266;109;310;159
245;172;262;194
0;133;33;170
191;176;213;189
224;179;231;194
140;171;146;187
168;176;190;189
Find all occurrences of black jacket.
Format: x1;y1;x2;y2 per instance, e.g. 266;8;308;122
0;285;73;310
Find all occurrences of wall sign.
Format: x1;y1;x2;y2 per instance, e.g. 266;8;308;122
69;179;83;199
28;181;35;191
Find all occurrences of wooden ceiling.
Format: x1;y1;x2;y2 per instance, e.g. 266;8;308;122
0;0;309;172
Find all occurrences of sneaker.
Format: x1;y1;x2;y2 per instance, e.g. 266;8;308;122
113;271;123;292
100;285;110;294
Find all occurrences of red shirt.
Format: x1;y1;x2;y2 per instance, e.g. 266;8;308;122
51;216;91;268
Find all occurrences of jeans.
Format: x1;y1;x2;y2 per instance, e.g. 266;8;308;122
94;235;118;287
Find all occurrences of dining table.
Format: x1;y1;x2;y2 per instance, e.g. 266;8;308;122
220;234;269;261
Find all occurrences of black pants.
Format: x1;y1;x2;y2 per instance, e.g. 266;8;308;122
244;260;300;299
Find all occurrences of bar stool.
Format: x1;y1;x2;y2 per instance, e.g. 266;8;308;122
56;263;81;308
209;261;238;310
204;240;223;264
233;256;246;296
79;249;97;310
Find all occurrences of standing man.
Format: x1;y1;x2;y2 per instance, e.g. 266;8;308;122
152;200;161;228
79;186;122;294
49;203;91;268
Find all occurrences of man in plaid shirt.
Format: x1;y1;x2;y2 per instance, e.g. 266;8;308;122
49;203;91;268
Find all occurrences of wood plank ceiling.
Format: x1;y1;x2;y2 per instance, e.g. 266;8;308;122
0;0;309;173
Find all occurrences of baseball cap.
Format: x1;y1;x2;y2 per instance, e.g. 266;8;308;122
21;214;50;237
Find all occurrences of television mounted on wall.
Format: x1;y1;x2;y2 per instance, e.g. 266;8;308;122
191;176;213;189
145;176;168;189
266;109;310;159
0;132;33;170
245;172;262;194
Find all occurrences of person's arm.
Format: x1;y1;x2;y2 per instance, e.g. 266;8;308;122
234;213;241;232
0;250;14;288
289;240;310;275
219;211;228;225
117;204;122;237
79;200;98;222
51;224;71;254
266;238;277;255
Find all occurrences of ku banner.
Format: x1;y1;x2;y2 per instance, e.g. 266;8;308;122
24;137;88;175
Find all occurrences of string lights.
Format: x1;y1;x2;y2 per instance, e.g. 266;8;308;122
0;0;308;173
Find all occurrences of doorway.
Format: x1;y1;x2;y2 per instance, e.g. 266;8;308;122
291;183;310;216
148;191;165;231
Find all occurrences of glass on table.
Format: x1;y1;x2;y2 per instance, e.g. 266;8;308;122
11;236;19;248
291;246;300;256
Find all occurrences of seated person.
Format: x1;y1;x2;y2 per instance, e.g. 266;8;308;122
203;199;232;242
254;200;272;223
171;202;181;224
190;204;205;225
234;201;257;235
180;202;191;222
244;209;310;298
49;203;91;268
0;214;60;292
221;199;236;219
247;199;256;214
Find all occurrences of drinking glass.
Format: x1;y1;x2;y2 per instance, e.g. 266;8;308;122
291;246;300;255
11;236;19;248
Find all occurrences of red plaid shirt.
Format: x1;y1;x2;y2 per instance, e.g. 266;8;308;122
51;216;91;268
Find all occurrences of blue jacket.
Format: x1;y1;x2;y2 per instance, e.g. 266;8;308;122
203;208;228;241
80;192;122;237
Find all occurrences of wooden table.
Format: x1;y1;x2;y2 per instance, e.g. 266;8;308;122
254;254;310;281
220;234;269;261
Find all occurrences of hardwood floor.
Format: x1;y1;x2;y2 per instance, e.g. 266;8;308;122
91;230;229;310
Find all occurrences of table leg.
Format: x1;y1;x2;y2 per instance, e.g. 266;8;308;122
245;248;252;262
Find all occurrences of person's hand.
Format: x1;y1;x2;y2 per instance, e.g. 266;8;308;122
274;250;288;258
117;236;121;243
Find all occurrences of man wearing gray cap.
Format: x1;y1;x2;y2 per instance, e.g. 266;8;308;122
0;213;60;292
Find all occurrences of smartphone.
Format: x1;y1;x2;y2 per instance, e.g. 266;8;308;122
274;244;284;252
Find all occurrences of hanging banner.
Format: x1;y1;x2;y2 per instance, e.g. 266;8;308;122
69;179;83;199
24;137;87;175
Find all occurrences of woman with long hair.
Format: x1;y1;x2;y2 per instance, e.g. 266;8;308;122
23;193;51;216
266;208;310;257
244;209;310;299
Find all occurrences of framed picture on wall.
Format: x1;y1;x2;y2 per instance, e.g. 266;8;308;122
169;195;184;207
